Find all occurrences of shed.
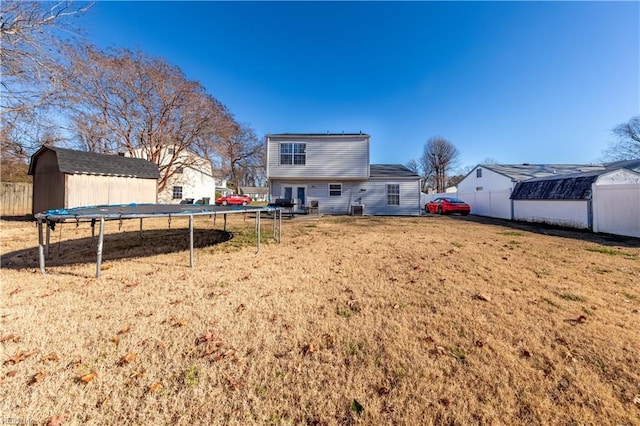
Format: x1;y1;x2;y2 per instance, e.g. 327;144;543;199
510;160;640;235
28;146;159;214
456;163;605;219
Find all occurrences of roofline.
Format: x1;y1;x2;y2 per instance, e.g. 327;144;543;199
266;133;370;139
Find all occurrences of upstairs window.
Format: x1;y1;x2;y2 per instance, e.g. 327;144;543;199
387;184;400;205
280;143;306;165
476;168;482;178
329;183;342;197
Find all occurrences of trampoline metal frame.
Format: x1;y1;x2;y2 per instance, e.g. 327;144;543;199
34;204;283;278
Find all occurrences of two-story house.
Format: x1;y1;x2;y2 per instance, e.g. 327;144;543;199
266;133;422;215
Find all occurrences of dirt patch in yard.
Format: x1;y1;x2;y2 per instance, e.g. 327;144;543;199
1;214;639;425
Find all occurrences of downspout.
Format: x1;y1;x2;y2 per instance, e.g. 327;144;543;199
510;180;516;220
589;182;595;231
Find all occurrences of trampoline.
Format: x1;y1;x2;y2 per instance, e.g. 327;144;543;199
34;204;283;277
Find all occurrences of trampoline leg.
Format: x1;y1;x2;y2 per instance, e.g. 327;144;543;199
38;220;46;274
224;214;227;232
256;211;261;255
189;215;194;268
279;208;282;243
96;217;105;278
139;218;143;239
45;221;51;259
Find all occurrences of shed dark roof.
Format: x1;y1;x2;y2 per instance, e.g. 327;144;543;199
28;146;160;179
510;159;640;200
510;175;597;200
370;164;420;178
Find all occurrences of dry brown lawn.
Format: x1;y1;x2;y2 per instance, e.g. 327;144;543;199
1;213;639;425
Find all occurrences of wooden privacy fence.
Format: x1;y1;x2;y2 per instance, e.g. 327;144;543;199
1;182;32;216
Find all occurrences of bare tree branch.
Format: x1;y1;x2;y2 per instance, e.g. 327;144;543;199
602;116;640;161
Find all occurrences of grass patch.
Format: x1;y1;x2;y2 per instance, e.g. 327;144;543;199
449;347;467;363
540;297;560;308
497;231;525;237
559;293;586;302
585;246;638;259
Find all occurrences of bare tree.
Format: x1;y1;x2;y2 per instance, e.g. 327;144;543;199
602;116;640;161
420;136;460;193
1;1;91;159
63;46;236;191
215;123;265;192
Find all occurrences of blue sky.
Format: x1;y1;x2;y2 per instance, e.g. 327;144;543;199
78;1;639;170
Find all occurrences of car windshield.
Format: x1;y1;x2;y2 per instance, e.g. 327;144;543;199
444;198;465;203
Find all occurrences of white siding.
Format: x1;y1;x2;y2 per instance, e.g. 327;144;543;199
66;175;157;208
593;182;640;238
159;165;217;204
267;135;369;180
270;179;421;216
457;166;515;219
513;200;590;228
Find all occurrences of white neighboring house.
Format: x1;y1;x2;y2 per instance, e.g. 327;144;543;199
266;133;422;215
127;147;228;204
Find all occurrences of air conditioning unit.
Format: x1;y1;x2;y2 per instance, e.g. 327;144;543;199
351;204;364;216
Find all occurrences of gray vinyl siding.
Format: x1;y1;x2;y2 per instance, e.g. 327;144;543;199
270;179;422;216
360;179;422;216
267;136;369;179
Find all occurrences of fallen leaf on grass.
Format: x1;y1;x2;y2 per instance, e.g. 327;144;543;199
236;304;246;313
4;350;25;365
301;342;319;356
565;315;587;325
47;413;69;426
118;352;137;365
117;326;131;335
41;352;59;362
79;372;96;383
167;317;187;327
148;382;162;393
472;293;491;302
29;371;47;385
224;375;243;390
9;288;22;296
111;336;120;345
196;332;216;345
0;334;17;343
6;370;17;377
100;263;113;271
67;358;82;369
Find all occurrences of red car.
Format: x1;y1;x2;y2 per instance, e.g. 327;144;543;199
215;194;251;206
426;197;470;215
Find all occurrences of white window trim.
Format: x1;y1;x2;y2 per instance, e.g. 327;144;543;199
329;183;342;197
279;142;306;165
387;184;400;205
